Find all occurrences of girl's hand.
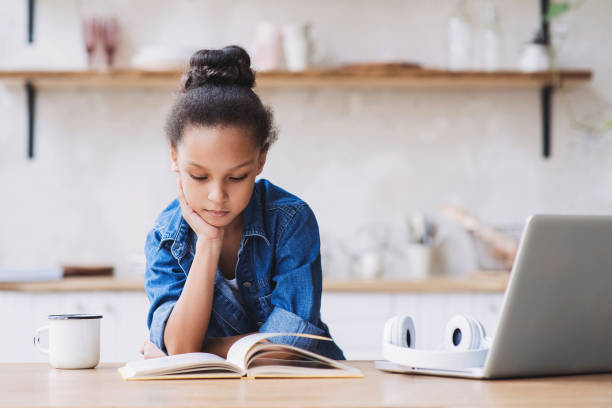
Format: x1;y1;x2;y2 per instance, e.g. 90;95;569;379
177;177;225;245
140;340;167;359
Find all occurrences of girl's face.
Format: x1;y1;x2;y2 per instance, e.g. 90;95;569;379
169;125;267;231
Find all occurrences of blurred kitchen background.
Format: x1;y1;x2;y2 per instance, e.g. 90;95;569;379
1;0;610;362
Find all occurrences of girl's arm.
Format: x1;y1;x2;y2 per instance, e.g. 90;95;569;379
140;334;252;360
163;178;225;355
163;240;221;355
204;334;300;361
143;333;271;360
202;333;254;358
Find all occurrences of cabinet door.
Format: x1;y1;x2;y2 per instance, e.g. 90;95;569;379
55;291;149;362
394;293;504;349
109;292;150;362
0;292;65;363
0;291;149;363
321;293;394;360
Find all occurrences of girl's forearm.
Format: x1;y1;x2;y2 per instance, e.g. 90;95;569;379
163;241;221;355
202;333;254;359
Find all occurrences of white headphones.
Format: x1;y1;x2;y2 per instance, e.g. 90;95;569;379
382;314;492;370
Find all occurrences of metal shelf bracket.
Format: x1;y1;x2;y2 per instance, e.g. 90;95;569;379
26;0;36;159
26;81;36;159
540;0;552;158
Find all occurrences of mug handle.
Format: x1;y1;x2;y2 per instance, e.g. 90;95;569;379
33;325;49;354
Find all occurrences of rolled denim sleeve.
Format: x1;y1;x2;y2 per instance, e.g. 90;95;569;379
260;307;327;351
144;228;186;354
259;204;326;352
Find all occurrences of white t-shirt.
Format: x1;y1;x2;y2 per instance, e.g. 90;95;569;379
224;276;243;305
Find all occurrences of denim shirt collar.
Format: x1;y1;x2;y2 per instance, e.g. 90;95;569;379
159;181;271;261
241;182;271;246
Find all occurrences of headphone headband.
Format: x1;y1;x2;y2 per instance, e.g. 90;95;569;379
381;314;491;370
382;341;488;370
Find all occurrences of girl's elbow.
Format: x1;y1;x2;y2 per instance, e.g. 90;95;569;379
164;329;205;355
165;339;201;355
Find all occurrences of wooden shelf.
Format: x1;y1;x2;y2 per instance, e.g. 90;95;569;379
0;272;509;293
323;273;509;293
0;68;592;89
0;277;144;292
0;67;592;159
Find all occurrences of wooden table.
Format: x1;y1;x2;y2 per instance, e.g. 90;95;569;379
1;362;611;407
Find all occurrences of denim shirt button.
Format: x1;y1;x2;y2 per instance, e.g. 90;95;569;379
242;281;252;288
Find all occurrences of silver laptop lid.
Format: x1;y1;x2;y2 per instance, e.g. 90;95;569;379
484;215;612;379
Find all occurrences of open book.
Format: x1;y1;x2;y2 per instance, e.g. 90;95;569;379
119;333;363;380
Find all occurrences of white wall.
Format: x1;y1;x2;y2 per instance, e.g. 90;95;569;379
1;0;611;279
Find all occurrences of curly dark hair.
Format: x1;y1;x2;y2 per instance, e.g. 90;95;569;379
165;45;278;151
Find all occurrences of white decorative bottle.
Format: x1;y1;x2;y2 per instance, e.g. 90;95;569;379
447;0;472;71
282;23;313;72
479;2;501;71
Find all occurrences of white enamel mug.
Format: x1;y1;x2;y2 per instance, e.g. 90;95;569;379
34;314;102;369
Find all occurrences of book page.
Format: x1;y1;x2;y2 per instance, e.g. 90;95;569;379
119;370;243;381
225;332;332;371
247;364;363;378
246;349;330;369
244;342;363;378
119;352;244;379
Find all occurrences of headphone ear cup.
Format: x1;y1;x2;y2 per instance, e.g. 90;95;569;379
395;315;416;348
476;320;493;348
476;320;487;343
468;318;486;349
444;315;488;350
383;317;396;345
383;315;415;348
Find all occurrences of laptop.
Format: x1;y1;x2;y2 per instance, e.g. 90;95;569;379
376;215;612;379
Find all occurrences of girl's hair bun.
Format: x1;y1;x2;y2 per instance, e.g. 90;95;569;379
181;45;255;91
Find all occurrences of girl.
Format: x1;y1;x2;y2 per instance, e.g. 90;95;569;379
142;45;345;360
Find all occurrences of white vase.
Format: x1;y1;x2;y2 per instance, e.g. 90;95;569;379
282;23;312;72
519;44;550;72
251;22;283;71
352;251;385;280
408;244;434;280
447;0;472;71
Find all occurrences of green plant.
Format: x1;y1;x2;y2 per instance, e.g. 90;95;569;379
546;0;611;137
545;2;571;21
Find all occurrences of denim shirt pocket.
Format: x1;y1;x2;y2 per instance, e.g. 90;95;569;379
213;271;255;334
257;293;274;316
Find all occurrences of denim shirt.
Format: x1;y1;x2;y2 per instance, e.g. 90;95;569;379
144;178;345;360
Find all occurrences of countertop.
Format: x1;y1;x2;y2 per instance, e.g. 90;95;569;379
0;272;509;293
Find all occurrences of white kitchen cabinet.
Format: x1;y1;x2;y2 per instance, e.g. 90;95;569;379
393;293;504;349
0;291;149;363
321;293;394;360
321;292;504;360
1;289;504;362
